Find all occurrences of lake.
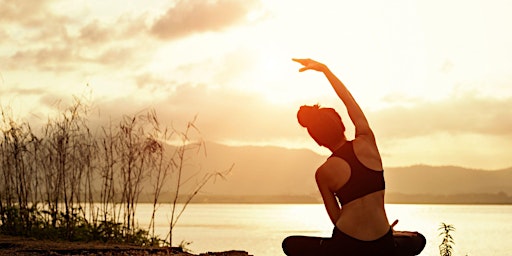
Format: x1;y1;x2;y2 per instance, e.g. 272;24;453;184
134;203;512;255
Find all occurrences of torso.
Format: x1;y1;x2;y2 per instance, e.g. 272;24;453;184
331;137;390;241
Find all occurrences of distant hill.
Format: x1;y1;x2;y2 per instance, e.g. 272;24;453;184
157;141;512;204
179;142;324;196
385;165;512;195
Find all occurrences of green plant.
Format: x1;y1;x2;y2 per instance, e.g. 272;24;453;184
0;91;229;249
178;240;193;253
439;222;456;256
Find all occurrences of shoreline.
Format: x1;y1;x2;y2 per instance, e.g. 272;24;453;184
133;192;512;205
0;235;252;256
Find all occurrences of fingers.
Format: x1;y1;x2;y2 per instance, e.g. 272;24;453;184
293;58;323;72
293;58;313;72
391;219;399;228
292;58;311;65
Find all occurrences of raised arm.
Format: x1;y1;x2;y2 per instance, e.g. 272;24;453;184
293;58;372;137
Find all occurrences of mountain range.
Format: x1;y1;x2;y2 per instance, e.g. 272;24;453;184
160;141;512;204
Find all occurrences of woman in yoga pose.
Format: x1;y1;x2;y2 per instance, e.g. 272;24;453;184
282;58;420;255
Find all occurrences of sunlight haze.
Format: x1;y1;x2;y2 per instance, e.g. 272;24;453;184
1;0;511;169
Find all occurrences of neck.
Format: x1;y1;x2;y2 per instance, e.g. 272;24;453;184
328;139;347;152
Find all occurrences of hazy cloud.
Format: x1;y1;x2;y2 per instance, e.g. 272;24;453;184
88;82;512;148
134;73;173;90
1;1;153;72
0;0;71;45
7;43;145;71
0;0;53;24
78;15;149;47
0;87;47;98
95;46;139;67
370;94;512;138
8;46;80;71
150;0;261;40
91;82;299;144
78;20;114;44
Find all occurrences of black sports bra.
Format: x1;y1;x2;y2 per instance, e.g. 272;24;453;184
330;141;385;206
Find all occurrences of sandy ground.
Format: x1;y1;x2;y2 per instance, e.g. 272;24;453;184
0;235;251;256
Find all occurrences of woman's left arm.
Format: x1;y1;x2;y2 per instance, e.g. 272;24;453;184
315;158;350;225
316;169;340;225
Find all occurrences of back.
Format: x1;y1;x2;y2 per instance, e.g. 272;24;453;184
331;141;385;206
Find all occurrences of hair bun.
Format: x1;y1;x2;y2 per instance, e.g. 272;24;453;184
297;104;320;128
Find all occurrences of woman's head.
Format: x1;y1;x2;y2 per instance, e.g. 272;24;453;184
297;104;346;148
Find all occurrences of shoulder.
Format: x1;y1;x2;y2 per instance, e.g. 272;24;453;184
353;135;383;171
315;157;351;192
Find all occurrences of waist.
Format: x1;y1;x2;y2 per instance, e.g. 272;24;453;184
335;191;389;240
332;225;393;243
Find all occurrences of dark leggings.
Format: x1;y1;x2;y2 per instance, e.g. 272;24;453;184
282;227;395;256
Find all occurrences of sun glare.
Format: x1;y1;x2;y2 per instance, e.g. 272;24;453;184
242;46;338;107
238;47;297;105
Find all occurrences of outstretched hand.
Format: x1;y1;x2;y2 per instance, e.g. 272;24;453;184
292;58;327;72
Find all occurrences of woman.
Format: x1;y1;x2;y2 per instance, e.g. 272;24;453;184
282;58;395;255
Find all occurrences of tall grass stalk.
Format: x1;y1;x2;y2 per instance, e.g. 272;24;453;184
0;95;229;246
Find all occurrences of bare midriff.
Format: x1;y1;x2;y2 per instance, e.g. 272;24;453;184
335;190;390;241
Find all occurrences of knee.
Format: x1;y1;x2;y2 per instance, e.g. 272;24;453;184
282;235;322;255
413;233;427;254
282;236;293;255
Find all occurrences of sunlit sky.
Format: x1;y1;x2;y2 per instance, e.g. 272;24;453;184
1;0;511;169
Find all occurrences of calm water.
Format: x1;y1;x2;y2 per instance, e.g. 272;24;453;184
134;204;512;255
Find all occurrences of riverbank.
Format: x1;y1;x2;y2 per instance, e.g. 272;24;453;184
0;235;251;256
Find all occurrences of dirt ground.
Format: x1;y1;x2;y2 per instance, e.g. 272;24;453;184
0;235;251;256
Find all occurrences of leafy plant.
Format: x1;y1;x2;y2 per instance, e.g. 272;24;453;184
439;222;456;256
178;240;193;253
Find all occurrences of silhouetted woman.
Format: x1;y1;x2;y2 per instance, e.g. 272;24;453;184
282;58;395;255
